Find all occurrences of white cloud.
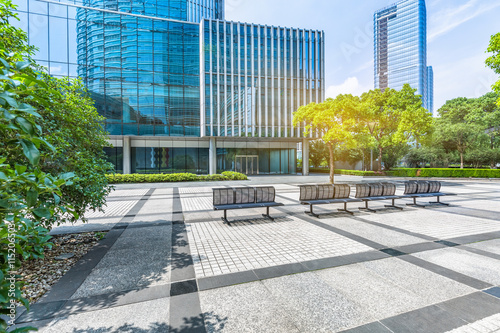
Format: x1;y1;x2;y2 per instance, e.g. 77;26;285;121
326;77;371;98
428;0;500;41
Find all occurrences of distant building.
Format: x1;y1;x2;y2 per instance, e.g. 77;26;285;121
14;0;324;174
374;0;433;113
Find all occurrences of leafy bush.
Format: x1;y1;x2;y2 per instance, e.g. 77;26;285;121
221;171;248;180
106;172;248;184
390;168;500;178
0;40;75;333
336;169;382;176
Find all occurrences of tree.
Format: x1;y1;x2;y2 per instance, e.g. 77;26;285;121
0;2;111;330
293;94;361;183
309;140;328;168
486;32;500;105
361;84;433;171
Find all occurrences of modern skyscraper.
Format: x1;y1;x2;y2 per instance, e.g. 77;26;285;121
13;0;324;174
374;0;433;113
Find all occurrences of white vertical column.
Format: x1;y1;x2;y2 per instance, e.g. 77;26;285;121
209;137;217;175
251;24;256;136
264;26;268;137
209;19;214;136
277;27;282;138
237;22;241;137
271;27;275;138
230;22;235;136
257;26;262;137
321;31;325;101
123;136;131;174
223;22;228;136
199;20;206;137
216;21;221;136
283;28;288;138
302;138;309;176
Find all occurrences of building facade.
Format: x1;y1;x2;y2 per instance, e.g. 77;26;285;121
13;0;324;174
374;0;433;113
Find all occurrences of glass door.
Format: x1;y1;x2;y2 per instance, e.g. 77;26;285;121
235;155;259;175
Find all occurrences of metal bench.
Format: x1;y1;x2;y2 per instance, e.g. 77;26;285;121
402;180;454;207
355;182;403;212
299;184;362;217
213;186;284;225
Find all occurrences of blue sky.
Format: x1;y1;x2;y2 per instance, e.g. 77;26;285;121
225;0;500;112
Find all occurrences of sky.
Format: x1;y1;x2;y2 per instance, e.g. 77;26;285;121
225;0;500;113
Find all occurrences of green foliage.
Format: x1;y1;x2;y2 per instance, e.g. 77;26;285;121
336;169;379;176
106;172;248;184
361;84;433;171
431;93;498;169
405;146;450;168
0;34;76;333
309;140;328;168
293;94;362;183
221;171;248;180
390;168;500;178
25;74;113;224
486;32;500;105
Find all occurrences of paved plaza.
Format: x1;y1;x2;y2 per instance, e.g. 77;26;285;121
11;175;500;332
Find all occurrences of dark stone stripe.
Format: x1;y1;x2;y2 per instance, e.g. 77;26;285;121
443;231;500;245
458;245;500;261
16;284;171;323
169;293;207;333
169;187;207;332
15;189;156;324
351;216;437;241
197;250;389;291
284;208;387;249
399;255;492;290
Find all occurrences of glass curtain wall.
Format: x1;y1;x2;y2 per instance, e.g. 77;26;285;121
202;19;324;139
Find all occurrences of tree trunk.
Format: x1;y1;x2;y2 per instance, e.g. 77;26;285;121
378;146;383;171
328;143;334;184
460;152;464;169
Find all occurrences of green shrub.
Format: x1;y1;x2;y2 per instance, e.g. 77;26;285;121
336;169;383;176
106;172;248;184
221;171;248;180
391;168;500;178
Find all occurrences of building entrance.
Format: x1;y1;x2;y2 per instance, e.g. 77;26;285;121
235;155;259;175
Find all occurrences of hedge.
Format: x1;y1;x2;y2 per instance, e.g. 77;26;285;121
306;168;500;178
106;171;248;184
388;168;500;178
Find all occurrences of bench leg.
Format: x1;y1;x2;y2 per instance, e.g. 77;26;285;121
406;197;427;207
429;196;449;206
385;198;404;210
305;204;320;218
262;206;276;221
221;210;231;225
337;202;354;215
359;200;377;212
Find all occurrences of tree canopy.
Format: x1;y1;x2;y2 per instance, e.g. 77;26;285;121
486;32;500;105
293;94;361;183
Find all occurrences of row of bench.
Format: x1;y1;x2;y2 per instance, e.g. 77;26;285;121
213;181;454;224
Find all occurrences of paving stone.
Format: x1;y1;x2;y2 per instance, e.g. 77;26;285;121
199;282;300;333
262;272;374;332
187;216;372;278
315;263;429;319
320;218;426;247
413;247;500;285
38;297;170;332
361;257;476;304
465;239;500;256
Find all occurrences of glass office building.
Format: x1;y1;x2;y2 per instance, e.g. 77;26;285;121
13;0;323;174
374;0;433;113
